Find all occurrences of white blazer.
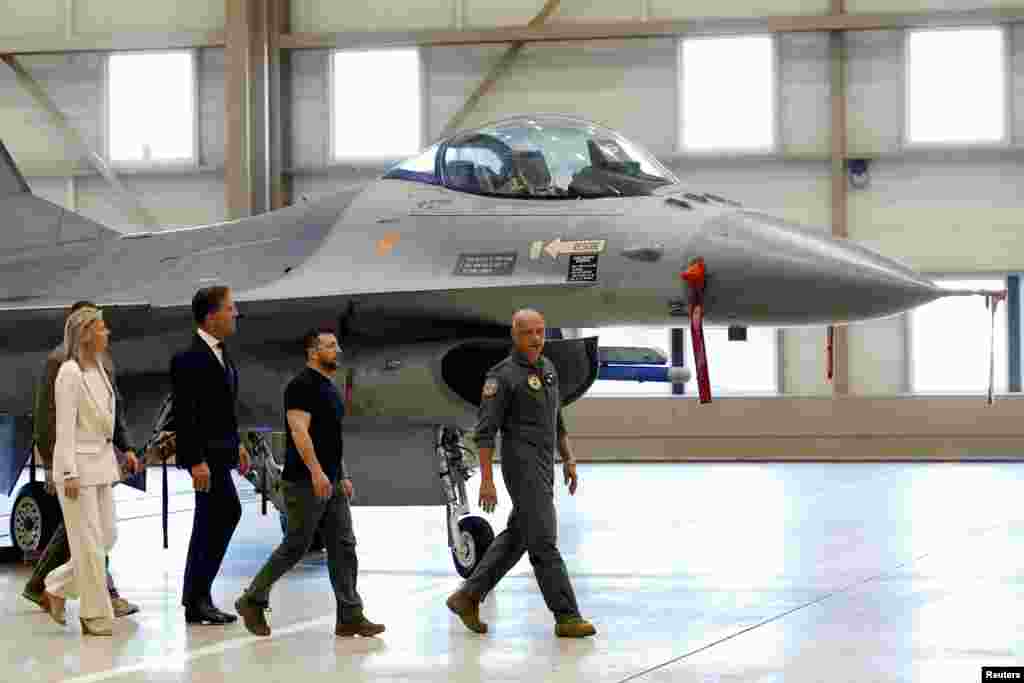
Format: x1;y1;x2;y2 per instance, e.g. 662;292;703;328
53;360;120;487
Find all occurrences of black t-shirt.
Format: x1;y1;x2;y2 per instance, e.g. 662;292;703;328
283;367;345;483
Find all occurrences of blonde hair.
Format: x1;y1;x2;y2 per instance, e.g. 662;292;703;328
63;306;104;365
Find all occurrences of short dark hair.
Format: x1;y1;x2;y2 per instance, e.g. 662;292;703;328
192;286;231;325
69;300;97;316
302;328;337;357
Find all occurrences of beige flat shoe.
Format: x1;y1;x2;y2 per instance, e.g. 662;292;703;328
44;591;66;626
80;617;113;636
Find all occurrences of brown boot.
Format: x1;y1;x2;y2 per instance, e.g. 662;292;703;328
446;589;487;634
555;616;597;638
235;596;271;636
335;611;385;638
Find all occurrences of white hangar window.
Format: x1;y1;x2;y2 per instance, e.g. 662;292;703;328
579;326;779;396
333;48;422;160
907;27;1007;145
685;326;779;396
108;51;196;164
581;327;673;396
911;278;1009;394
680;35;776;153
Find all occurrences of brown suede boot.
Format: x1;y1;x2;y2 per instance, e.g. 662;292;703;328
446;589;488;634
235;596;271;637
555;615;597;638
335;610;385;638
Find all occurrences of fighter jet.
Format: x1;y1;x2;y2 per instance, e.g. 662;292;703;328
0;114;998;574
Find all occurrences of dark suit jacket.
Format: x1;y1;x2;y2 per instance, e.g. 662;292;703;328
170;334;240;471
33;344;135;467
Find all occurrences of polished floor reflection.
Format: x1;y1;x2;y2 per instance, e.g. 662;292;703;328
2;462;1023;682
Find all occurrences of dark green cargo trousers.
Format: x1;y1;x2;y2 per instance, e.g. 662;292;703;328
243;479;363;621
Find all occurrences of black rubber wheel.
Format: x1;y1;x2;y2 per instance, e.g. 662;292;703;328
10;481;62;557
451;515;495;578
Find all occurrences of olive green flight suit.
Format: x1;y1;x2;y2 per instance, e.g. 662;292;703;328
461;350;581;619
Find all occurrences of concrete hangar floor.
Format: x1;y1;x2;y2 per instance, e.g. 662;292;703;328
1;461;1022;682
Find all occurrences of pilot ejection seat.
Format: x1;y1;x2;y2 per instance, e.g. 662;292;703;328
506;150;552;194
446;160;481;193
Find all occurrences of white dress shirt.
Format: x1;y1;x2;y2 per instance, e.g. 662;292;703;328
197;327;225;367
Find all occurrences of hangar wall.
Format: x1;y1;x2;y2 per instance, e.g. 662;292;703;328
1;0;1022;458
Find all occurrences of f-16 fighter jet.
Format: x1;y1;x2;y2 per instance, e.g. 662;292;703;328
0;115;1000;575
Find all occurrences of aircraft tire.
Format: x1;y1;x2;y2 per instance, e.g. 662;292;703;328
451;515;494;578
10;481;61;557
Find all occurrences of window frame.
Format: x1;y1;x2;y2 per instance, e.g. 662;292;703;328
903;26;1011;150
104;48;199;169
329;46;426;163
677;33;781;156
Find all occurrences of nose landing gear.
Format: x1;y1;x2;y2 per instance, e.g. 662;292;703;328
437;426;494;578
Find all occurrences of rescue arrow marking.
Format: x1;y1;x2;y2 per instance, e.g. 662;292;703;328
542;238;607;260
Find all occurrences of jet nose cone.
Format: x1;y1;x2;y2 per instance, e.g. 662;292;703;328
690;211;942;326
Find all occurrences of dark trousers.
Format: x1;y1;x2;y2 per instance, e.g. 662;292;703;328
461;455;580;619
27;520;118;598
182;465;242;607
244;479;363;622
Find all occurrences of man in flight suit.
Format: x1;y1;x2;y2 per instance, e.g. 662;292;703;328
446;308;596;638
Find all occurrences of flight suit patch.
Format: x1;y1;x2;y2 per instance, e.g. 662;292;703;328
482;378;499;399
528;375;542;391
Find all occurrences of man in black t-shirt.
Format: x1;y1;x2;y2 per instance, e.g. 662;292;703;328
235;329;385;638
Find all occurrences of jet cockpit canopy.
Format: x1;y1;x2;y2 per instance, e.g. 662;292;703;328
384;115;679;199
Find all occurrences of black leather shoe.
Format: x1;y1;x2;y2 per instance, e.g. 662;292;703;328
212;606;238;623
185;602;233;625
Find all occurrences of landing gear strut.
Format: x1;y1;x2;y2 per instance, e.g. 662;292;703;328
437;426;494;578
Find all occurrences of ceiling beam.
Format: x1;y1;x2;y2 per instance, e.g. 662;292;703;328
0;31;225;56
0;7;1015;57
280;7;1024;51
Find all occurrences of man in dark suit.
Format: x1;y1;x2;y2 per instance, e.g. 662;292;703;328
171;286;251;625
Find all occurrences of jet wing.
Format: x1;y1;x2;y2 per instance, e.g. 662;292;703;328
0;301;168;353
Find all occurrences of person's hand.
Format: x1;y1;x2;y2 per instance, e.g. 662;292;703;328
238;444;251;476
312;468;333;500
479;478;498;513
124;450;140;475
563;461;578;496
191;462;211;493
64;477;80;500
341;479;354;499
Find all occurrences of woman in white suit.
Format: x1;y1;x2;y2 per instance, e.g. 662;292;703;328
43;306;134;636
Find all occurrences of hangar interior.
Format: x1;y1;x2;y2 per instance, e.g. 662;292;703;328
1;1;1023;681
3;0;1023;461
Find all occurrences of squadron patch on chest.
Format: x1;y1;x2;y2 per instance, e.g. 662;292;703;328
528;375;542;391
482;378;499;399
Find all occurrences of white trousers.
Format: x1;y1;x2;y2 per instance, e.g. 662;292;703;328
46;484;117;620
